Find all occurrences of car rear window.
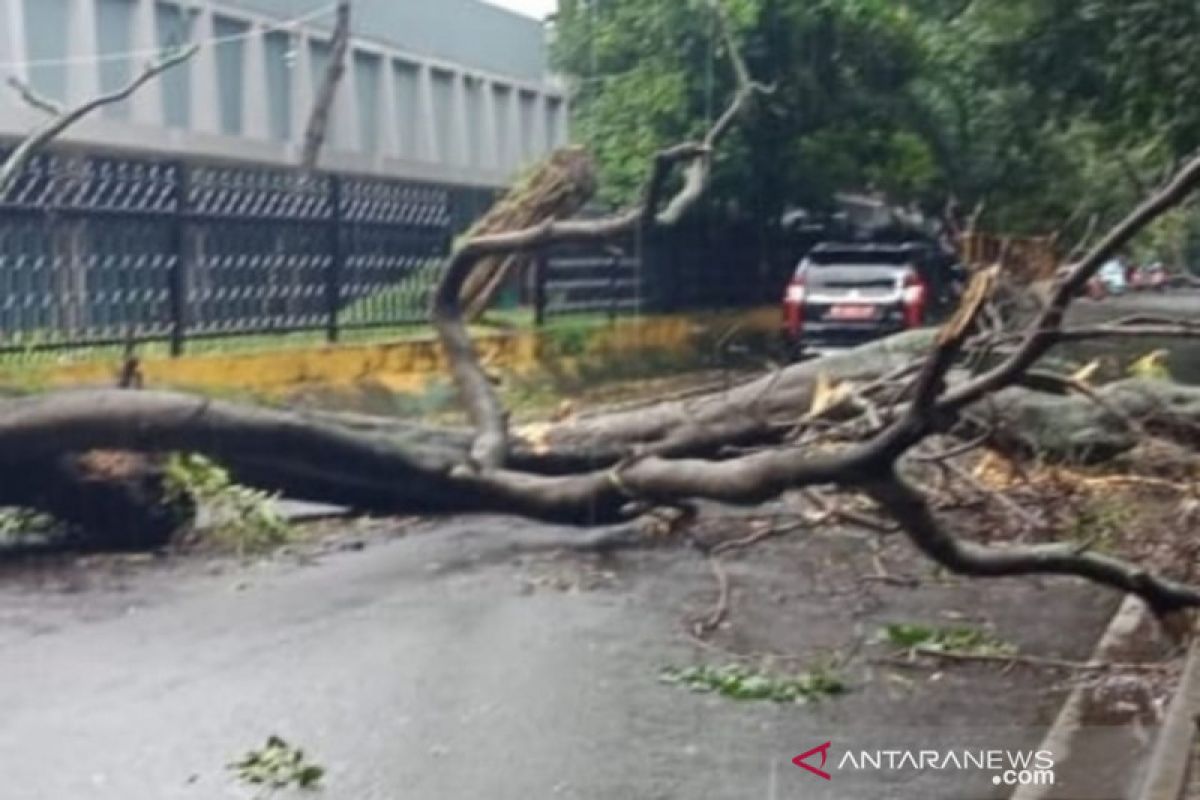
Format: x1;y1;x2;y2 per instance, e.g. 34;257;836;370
804;264;901;291
808;248;922;265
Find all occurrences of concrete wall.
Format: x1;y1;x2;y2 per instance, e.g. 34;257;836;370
0;0;569;188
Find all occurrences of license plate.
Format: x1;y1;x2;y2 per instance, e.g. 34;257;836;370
828;304;877;321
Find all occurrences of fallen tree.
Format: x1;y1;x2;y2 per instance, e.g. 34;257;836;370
299;368;1200;471
2;6;1200;617
457;147;598;320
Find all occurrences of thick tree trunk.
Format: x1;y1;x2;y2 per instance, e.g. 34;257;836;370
981;379;1200;462
457;148;597;320
1;329;1193;548
306;329;938;472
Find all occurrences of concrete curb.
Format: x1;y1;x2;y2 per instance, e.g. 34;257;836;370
1010;595;1155;800
1136;632;1200;800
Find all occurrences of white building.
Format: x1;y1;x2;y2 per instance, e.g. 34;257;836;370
0;0;569;187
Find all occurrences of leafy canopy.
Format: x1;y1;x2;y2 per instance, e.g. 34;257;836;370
553;0;1200;256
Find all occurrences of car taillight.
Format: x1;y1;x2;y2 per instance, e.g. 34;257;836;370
783;276;806;334
901;270;927;328
785;279;807;304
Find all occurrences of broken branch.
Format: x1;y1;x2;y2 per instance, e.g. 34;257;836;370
0;44;198;197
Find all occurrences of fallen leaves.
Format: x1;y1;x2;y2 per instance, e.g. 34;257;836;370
229;735;325;792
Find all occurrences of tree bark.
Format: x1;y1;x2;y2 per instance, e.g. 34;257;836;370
2;345;1195;543
300;0;351;171
458;148;597;320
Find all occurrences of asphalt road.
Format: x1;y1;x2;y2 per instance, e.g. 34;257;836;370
0;513;1119;800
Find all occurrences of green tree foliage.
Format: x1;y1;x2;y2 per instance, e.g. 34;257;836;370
553;0;1200;254
553;0;936;222
995;0;1200;157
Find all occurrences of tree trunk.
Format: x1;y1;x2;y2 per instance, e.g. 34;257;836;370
2;329;1194;548
300;0;351;171
457;148;598;320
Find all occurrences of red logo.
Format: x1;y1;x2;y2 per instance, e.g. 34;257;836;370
793;742;832;780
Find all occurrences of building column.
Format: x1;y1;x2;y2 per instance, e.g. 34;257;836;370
531;93;549;158
505;87;523;170
451;72;471;166
417;63;439;163
130;0;162;126
188;6;219;134
479;79;500;170
289;32;313;153
378;57;401;159
241;26;268;140
66;0;100;106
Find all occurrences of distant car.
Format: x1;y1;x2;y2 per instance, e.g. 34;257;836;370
1095;259;1128;296
1132;262;1168;291
781;242;964;355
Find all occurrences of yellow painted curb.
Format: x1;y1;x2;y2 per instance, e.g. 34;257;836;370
15;307;780;396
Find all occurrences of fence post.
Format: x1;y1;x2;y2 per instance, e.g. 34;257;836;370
532;251;547;327
327;173;344;343
168;161;189;357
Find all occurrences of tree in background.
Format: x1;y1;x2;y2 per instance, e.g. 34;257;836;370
552;0;935;233
554;0;1200;268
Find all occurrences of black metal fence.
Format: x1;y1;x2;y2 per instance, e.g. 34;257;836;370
535;239;643;321
0;147;784;355
0;148;492;354
531;220;788;322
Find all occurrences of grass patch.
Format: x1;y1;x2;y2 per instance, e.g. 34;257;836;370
338;260;442;326
879;623;1017;656
0;310;612;374
659;661;847;703
0;325;436;369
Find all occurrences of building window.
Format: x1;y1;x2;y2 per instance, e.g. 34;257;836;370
492;84;512;170
464;76;484;167
308;38;335;146
155;1;191;129
97;0;135;119
354;51;381;154
23;0;69;104
431;69;456;164
213;15;248;136
393;61;420;160
264;31;292;142
519;90;538;165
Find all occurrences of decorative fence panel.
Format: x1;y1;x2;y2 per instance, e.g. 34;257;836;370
0;148;475;354
541;240;643;319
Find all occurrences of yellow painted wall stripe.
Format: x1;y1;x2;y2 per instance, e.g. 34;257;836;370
15;307;780;396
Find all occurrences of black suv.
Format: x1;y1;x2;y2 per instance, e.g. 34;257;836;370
781;242;964;354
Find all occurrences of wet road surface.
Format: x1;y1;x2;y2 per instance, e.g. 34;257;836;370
0;514;1118;799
